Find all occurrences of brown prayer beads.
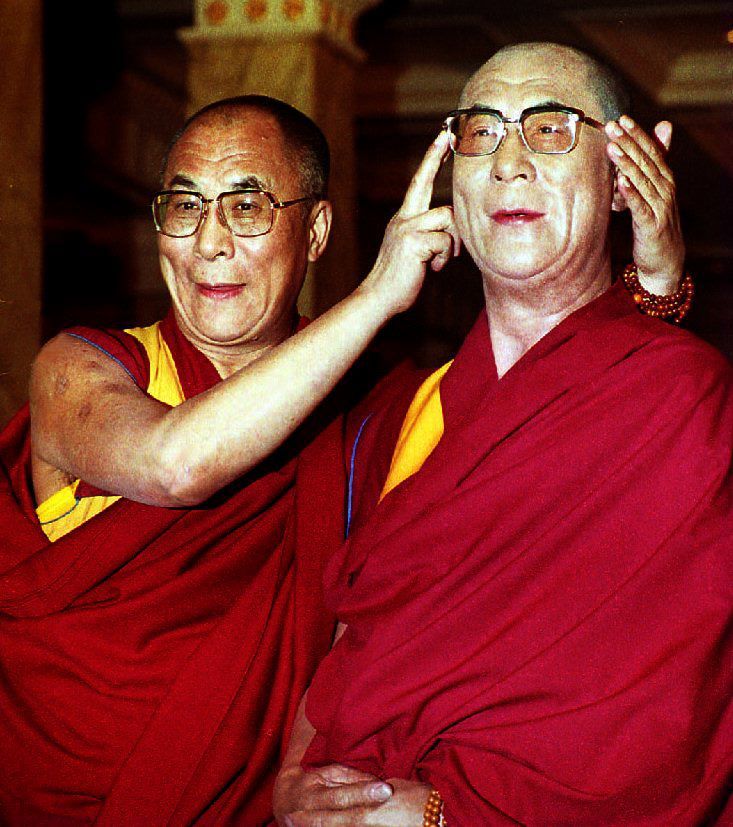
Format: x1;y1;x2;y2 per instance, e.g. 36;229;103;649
621;262;694;323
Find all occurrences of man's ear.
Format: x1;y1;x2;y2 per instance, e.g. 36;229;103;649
307;200;333;262
611;169;627;213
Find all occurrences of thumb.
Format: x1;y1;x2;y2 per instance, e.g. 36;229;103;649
310;780;393;810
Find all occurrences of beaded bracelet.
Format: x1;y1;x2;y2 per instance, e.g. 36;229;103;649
621;262;694;323
423;788;446;826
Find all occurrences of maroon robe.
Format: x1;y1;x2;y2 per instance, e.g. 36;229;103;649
304;283;733;825
0;315;345;825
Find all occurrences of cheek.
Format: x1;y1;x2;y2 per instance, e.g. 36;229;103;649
452;177;480;243
158;240;189;281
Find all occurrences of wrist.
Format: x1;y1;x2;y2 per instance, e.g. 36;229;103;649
635;267;683;296
352;273;403;327
621;263;694;323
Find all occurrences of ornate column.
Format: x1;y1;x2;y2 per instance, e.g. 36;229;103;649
0;0;42;425
179;0;382;317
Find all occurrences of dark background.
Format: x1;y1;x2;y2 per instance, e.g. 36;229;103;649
43;0;733;367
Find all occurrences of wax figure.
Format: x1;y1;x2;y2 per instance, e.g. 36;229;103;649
274;44;732;826
0;96;458;825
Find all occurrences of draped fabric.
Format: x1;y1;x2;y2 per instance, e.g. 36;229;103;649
304;283;733;826
0;313;343;825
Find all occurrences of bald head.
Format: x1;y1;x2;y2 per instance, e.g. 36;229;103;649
461;42;630;122
161;95;330;198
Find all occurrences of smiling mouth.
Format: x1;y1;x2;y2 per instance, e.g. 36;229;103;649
196;283;246;299
491;210;544;225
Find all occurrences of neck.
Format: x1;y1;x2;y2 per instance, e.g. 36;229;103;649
198;340;277;379
174;312;298;380
483;254;612;378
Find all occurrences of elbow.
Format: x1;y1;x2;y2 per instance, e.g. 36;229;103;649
154;447;216;508
161;465;213;508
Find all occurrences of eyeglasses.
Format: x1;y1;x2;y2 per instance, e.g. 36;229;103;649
443;105;605;157
152;189;315;238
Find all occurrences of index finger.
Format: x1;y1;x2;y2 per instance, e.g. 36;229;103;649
399;130;451;219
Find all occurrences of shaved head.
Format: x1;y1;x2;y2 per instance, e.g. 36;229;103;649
161;95;330;198
462;42;631;121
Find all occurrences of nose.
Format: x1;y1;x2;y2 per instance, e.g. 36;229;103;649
194;199;235;260
491;125;536;184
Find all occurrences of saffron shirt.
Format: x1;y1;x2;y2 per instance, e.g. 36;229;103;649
304;282;733;826
0;313;357;825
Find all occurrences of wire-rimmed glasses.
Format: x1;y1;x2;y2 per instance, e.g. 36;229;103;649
152;189;315;238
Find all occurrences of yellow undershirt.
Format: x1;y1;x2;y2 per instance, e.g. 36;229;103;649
379;360;452;501
36;322;185;542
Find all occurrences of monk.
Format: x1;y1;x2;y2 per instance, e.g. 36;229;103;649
273;44;733;826
0;96;459;825
0;91;688;822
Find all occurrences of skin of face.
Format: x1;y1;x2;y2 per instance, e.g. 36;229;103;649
453;46;618;300
158;109;329;371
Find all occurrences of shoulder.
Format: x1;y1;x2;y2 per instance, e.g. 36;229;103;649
590;317;733;448
32;324;153;393
631;320;731;397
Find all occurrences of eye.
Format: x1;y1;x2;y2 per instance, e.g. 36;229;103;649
536;121;564;134
164;193;201;213
465;116;501;138
229;194;264;212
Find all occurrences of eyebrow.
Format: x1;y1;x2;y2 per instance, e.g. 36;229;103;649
167;173;269;191
168;174;198;189
230;175;269;191
468;98;570;112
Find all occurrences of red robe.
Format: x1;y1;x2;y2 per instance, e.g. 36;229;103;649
304;283;733;825
0;315;346;825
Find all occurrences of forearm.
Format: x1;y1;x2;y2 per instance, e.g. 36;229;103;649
281;693;317;774
156;283;393;504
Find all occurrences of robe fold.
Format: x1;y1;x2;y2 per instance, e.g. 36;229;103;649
304;283;733;826
0;314;344;825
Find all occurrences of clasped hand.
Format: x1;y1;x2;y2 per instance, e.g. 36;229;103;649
274;761;431;826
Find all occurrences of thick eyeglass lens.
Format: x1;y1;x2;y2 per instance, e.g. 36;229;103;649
522;110;576;153
154;192;204;237
451;112;504;156
220;191;273;236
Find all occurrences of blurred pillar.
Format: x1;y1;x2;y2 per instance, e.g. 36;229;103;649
0;0;42;425
179;0;382;317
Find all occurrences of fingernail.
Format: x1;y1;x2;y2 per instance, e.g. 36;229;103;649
619;115;635;130
608;143;623;158
606;121;623;138
369;782;393;802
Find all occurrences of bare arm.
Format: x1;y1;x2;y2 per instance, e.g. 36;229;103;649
31;132;457;508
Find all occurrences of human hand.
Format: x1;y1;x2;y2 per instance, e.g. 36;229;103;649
278;773;431;827
360;130;460;317
606;116;684;296
273;762;392;826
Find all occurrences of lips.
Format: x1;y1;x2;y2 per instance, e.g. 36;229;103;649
491;209;544;225
195;283;245;300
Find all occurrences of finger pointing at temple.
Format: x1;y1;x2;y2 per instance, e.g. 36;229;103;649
400;129;451;218
359;131;459;315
